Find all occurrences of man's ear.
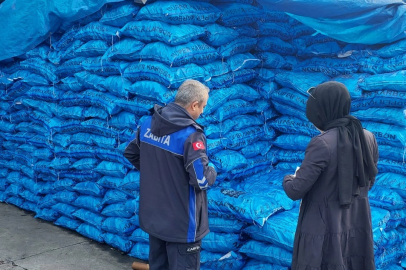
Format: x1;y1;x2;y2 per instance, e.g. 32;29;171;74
191;101;199;111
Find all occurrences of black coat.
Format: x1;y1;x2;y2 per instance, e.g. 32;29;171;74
283;128;379;270
124;103;217;243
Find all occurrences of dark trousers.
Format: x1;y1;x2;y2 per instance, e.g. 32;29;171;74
149;234;201;270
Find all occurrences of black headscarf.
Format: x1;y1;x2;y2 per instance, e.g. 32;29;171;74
306;81;378;208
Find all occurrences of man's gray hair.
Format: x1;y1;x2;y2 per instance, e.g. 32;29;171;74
175;80;210;107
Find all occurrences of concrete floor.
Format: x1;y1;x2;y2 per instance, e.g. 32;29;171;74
0;203;140;270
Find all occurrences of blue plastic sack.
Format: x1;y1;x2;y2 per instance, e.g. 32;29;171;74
359;55;406;75
210;150;247;173
73;71;106;92
369;185;406;210
206;69;258;89
97;176;123;190
222;126;265;150
129;228;149;243
208;187;284;226
271;116;319;137
55;57;86;78
72;208;105;229
213;99;257;122
20;201;38;213
129;242;149;261
203;61;230;79
104;233;134;253
25;86;63;102
4;184;24;197
254;52;289;70
202;24;239;47
51;203;78;219
49;40;85;64
82;57;126;76
360;71;406;92
74;22;119;43
54;216;82;230
0;179;8;192
139;40;219;67
97;148;134;169
102;38;144;61
206;138;226;155
94;161;128;178
204;84;259;115
273;134;312;151
273;101;308;121
375;173;406;199
208;217;245;234
243;260;288;270
119;20;206;46
71;133;116;149
216;3;263;27
378;158;406;175
240;141;273;159
273;149;305;163
353;108;406;127
123;61;206;88
100;76;132;98
56;77;84;92
128;81;176;105
256;37;295;56
275;71;329;96
73;182;106;197
53;179;76;192
244;210;298;252
76;224;104;243
35;208;61;222
217;37;257;58
375;39;406;58
71;158;99;171
73;196;104;213
20;190;42;204
247;79;278;99
120;171;140;191
53;191;79;204
271;88;308;112
227;53;260;72
102;189;130;205
135;1;220;25
239;240;292;267
255;21;290;40
19;58;58;83
100;3;140;27
116;97;155;116
205;120;234;138
200;250;246;270
363;122;405;148
102;217;137;236
74;40;110;57
297;41;342;58
295;58;359;77
202;232;240;253
59;90;121;115
351;90;406;111
7;70;50;86
101;200;138;218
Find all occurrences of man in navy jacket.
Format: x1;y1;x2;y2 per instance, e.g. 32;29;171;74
124;80;217;270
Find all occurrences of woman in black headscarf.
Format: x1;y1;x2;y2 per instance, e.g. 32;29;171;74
283;81;379;270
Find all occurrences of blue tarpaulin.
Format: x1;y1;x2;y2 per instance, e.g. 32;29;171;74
0;0;123;61
257;0;406;45
1;0;406;61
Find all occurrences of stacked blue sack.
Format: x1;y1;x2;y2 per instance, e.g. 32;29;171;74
1;0;406;269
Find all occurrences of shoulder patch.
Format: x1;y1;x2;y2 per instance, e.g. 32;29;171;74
192;141;205;151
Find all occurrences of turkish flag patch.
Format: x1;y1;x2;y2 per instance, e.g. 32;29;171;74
192;141;205;151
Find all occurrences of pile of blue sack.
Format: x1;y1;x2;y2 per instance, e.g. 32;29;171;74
0;0;406;269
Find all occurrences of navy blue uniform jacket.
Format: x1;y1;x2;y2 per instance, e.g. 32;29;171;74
124;103;217;243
